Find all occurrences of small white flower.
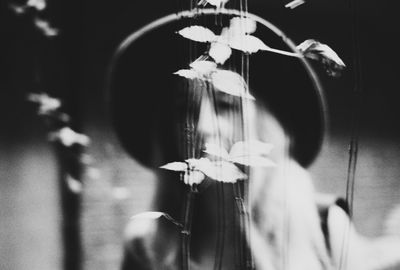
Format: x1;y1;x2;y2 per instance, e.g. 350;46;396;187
34;18;59;37
48;127;90;147
27;0;46;11
27;92;61;115
66;174;83;194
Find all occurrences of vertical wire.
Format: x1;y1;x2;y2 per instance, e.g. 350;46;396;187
235;2;247;266
339;0;363;268
209;82;226;270
181;8;198;269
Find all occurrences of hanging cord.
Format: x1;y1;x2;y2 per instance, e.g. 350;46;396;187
208;81;226;270
339;0;363;269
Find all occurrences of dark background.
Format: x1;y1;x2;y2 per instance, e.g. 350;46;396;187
1;0;400;269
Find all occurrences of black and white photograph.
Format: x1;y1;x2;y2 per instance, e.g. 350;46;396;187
1;0;400;269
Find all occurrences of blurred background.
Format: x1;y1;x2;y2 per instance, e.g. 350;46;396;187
1;0;399;270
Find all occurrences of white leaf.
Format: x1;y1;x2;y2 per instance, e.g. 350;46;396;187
131;211;165;219
297;39;346;77
131;211;183;228
186;158;246;183
229;17;257;35
177;26;216;43
285;0;305;9
230;156;276;167
189;60;217;74
203;142;230;160
174;69;199;79
160;162;187;172
204;161;247;183
210;70;255;99
209;42;232;64
186;157;211;170
198;0;230;7
182;170;205;186
229;141;275;167
228;35;270;54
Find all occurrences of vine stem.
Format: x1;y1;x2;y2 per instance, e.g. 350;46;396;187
181;186;196;270
233;181;254;270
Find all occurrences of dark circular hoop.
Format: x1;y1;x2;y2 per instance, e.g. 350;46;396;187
106;9;328;167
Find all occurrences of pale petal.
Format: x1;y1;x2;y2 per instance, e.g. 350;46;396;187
210;70;255;99
177;26;216;43
209;42;232;64
160;161;187;172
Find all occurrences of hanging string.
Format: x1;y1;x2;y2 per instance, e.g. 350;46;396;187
339;0;363;268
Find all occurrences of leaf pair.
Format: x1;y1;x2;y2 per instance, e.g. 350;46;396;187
174;59;254;100
177;18;301;65
160;157;247;185
177;17;267;65
204;140;276;167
